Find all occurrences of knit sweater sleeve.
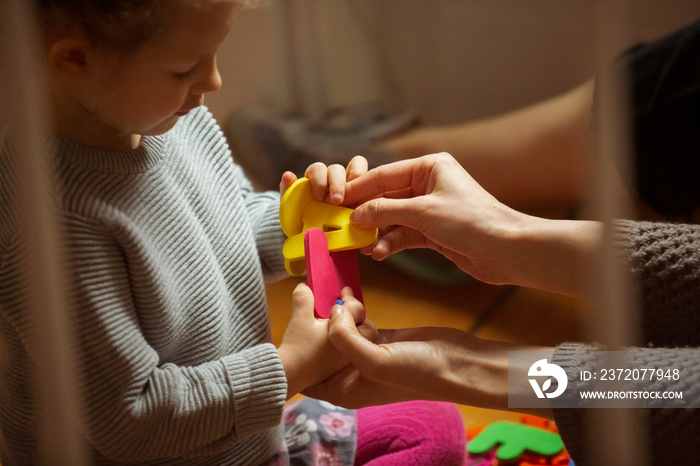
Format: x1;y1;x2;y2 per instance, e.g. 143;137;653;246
611;219;700;346
236;175;288;283
552;219;700;465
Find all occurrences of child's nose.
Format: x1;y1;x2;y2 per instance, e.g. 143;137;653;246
192;56;222;95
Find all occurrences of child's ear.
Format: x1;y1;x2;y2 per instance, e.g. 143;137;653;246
48;37;93;80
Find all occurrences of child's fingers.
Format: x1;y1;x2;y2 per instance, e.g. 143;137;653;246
346;155;368;181
303;157;368;204
327;164;346;205
291;283;315;320
305;162;329;201
279;171;298;195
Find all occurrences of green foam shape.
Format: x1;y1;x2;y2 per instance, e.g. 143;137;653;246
467;421;564;461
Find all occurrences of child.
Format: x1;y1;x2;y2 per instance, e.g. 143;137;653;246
0;1;467;464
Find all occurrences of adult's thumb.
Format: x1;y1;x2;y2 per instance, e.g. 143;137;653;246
328;308;383;373
350;197;417;229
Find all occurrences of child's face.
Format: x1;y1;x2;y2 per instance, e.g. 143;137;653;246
73;2;235;150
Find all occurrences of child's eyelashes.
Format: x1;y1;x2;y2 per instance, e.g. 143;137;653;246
171;55;217;81
173;67;197;79
171;61;200;79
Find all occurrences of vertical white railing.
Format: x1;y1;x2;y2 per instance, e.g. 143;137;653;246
3;1;85;464
590;0;648;464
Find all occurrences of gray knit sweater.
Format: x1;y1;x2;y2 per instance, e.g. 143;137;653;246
0;107;290;465
553;220;700;465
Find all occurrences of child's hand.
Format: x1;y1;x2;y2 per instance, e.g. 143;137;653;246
277;283;377;400
279;155;368;205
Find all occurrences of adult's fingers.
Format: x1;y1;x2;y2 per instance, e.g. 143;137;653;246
357;316;379;343
335;286;366;324
369;226;430;261
327;307;390;380
344;152;456;205
350;196;427;230
343;158;426;205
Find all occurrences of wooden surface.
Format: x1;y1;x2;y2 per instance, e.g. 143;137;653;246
266;252;586;429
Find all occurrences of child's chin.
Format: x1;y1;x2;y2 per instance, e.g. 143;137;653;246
145;118;179;136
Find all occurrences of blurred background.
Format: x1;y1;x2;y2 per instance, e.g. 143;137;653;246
209;0;700;125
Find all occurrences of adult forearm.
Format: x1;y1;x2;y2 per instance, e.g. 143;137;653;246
383;81;595;208
496;215;602;298
426;334;555;419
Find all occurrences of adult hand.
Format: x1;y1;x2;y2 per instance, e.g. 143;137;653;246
343;153;600;297
304;306;553;420
343;152;525;285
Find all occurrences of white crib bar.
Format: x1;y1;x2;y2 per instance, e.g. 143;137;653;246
589;0;648;464
3;1;85;464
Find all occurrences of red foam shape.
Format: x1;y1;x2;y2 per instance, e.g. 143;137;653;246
304;228;365;321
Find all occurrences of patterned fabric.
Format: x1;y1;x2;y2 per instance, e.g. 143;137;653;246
261;398;357;466
261;399;468;466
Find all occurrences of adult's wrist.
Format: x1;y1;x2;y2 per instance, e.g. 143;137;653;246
500;215;601;298
435;336;551;415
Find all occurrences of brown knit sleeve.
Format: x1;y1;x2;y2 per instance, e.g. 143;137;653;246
612;219;700;347
552;220;700;465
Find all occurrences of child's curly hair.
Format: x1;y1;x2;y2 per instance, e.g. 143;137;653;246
36;1;165;52
35;0;262;52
